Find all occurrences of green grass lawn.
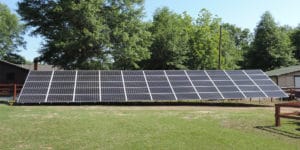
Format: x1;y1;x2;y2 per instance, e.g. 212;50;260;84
0;104;299;150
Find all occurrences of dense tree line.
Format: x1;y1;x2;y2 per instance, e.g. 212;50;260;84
2;1;300;71
0;3;26;64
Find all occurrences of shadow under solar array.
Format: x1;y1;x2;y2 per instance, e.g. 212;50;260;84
17;70;288;104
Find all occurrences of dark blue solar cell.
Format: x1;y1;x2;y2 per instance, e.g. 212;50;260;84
168;76;189;81
75;95;100;102
199;93;223;99
125;82;147;87
151;94;176;100
27;76;51;81
150;87;173;93
265;91;288;98
214;81;234;86
170;81;192;87
47;95;73;102
77;70;98;76
165;70;185;75
189;76;209;80
238;86;260;91
234;81;254;86
146;76;167;81
127;94;151;101
123;76;145;81
206;70;226;76
100;70;121;76
229;75;249;80
225;70;245;75
18;95;46;103
243;92;266;98
101;88;124;94
144;70;165;75
101;82;123;87
54;71;76;75
147;82;170;87
196;87;218;93
217;86;239;92
52;76;75;82
24;82;49;88
221;92;244;99
186;70;206;76
173;87;196;93
101;75;122;81
76;82;99;88
192;81;214;86
210;76;230;80
50;82;74;90
29;71;52;76
76;88;99;94
101;94;126;102
77;75;99;81
22;88;48;94
254;80;274;85
259;85;281;91
122;70;143;76
249;75;269;80
176;93;199;100
244;70;264;75
126;88;149;94
49;88;74;94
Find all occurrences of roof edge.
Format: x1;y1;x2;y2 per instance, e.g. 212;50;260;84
0;60;29;71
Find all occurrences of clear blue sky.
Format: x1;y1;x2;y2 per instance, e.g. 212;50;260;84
1;0;300;61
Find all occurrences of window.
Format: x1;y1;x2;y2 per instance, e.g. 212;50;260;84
6;72;15;81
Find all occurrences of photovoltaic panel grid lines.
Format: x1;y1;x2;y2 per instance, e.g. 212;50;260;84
17;70;288;104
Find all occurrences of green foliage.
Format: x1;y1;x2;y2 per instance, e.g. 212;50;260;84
18;0;150;69
0;3;25;59
187;9;241;69
18;2;300;70
104;0;152;69
18;0;109;69
291;26;300;61
3;53;26;64
145;7;192;69
222;23;252;68
245;11;297;71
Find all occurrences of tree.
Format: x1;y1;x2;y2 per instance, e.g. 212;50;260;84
3;53;26;64
245;11;296;71
0;3;25;60
291;25;300;61
222;23;252;51
103;0;151;69
222;23;252;68
146;8;192;69
18;0;150;69
187;9;241;69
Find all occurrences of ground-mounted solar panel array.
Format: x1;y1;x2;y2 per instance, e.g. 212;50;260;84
17;70;288;104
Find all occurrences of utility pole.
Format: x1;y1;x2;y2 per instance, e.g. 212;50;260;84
218;25;222;70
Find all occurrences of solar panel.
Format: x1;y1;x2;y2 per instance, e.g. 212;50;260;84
17;70;288;104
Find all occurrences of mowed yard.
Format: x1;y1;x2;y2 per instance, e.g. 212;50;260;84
0;104;299;150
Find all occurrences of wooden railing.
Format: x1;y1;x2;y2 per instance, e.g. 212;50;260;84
0;84;23;101
275;102;300;126
281;87;300;99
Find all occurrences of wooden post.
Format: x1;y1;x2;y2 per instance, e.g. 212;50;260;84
13;84;17;101
218;25;222;69
275;105;280;127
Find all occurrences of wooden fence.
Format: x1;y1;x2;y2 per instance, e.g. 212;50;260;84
0;84;23;101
